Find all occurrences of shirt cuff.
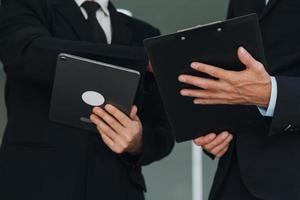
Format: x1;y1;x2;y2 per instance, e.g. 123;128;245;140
258;76;278;117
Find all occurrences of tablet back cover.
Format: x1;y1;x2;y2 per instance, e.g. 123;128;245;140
49;54;140;132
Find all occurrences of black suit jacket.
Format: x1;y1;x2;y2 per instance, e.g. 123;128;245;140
0;0;174;200
210;0;300;200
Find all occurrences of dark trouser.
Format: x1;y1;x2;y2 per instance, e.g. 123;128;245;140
216;150;261;200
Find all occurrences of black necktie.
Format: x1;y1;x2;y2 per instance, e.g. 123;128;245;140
81;1;108;43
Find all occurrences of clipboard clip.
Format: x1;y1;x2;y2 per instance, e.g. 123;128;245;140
177;21;223;33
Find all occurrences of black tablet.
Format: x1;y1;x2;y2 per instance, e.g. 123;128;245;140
49;54;141;132
144;14;266;142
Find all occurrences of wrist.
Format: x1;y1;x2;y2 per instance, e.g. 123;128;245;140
257;76;272;108
127;133;143;155
127;142;143;156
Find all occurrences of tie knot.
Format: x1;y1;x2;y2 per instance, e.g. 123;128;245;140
82;1;101;15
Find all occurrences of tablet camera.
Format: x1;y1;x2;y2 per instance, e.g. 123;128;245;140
59;55;67;62
217;28;222;32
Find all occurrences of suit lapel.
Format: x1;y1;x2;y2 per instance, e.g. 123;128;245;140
52;0;91;41
108;3;133;45
260;0;280;20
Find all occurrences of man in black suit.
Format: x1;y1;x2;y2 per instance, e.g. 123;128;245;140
0;0;174;200
179;0;300;199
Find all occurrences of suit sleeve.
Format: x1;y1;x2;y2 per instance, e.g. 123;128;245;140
121;26;175;166
268;76;300;136
0;0;147;83
136;72;174;166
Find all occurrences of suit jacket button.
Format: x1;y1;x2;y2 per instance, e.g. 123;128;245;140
284;124;292;132
284;124;299;133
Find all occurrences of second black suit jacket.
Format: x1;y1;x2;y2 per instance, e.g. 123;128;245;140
0;0;174;200
209;0;300;200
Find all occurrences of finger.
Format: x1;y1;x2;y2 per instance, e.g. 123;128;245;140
190;62;233;80
104;105;132;127
203;131;230;151
210;134;233;156
100;132;115;150
238;47;261;70
94;116;120;142
94;107;124;133
193;98;236;105
194;133;217;146
181;89;229;99
90;114;103;125
216;146;229;158
178;75;223;90
130;105;138;120
100;133;126;154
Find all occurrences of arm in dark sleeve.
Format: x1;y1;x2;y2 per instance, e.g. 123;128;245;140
268;76;300;136
0;0;147;82
120;72;175;167
136;72;175;166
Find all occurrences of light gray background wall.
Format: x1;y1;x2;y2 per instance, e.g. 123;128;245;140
0;1;229;199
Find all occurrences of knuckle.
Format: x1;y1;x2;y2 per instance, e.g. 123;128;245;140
200;82;208;89
93;107;100;114
210;149;218;155
122;142;129;150
197;140;205;146
126;134;133;143
120;116;127;123
204;145;212;151
106;116;113;123
133;124;140;133
101;124;108;131
110;106;117;113
109;119;117;127
98;123;105;131
210;70;217;77
97;126;102;133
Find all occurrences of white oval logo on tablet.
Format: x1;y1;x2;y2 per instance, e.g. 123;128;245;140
81;91;105;106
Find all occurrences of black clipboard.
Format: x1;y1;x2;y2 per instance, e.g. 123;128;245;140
144;14;267;142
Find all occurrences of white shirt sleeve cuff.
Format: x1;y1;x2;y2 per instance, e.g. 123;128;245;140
258;76;277;117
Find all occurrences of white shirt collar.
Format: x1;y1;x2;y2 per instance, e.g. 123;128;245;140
74;0;110;16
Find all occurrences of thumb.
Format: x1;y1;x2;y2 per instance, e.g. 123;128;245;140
130;105;138;120
238;47;258;69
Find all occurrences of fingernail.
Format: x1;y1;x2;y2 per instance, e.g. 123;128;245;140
222;132;229;139
105;104;111;110
178;76;185;82
180;90;186;96
239;47;246;54
191;63;197;68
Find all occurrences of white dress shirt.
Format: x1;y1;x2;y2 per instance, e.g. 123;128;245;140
74;0;112;44
258;0;278;117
